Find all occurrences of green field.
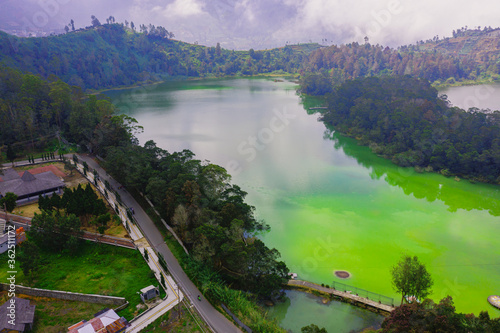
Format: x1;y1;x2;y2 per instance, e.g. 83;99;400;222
1;241;160;320
0;292;104;333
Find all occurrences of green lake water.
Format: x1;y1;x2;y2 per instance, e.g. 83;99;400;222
107;78;500;332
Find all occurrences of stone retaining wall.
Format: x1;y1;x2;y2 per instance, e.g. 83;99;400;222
0;283;126;306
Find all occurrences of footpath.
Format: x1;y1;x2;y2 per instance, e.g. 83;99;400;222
288;280;395;313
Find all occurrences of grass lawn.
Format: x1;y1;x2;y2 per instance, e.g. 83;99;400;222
0;241;159;320
12;202;40;218
0;292;104;333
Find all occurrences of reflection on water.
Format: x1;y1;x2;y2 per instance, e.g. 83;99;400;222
326;129;500;217
440;84;500;112
267;290;383;333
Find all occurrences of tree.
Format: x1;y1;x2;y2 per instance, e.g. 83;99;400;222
49;79;72;128
381;296;500;332
301;324;328;333
216;42;221;57
30;211;82;252
91;15;101;28
64;25;69;33
64;159;75;176
6;144;16;165
95;213;111;235
0;192;17;213
70;19;75;31
391;255;433;304
18;241;42;284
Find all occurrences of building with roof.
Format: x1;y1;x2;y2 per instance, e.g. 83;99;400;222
140;285;160;302
0;233;9;255
0;168;64;202
0;297;36;332
0;226;26;254
68;308;130;333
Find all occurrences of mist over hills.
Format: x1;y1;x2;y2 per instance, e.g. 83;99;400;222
1;0;499;50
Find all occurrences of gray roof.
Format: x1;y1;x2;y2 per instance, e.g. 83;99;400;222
0;168;20;181
0;297;36;331
0;233;8;245
140;285;158;294
0;169;64;198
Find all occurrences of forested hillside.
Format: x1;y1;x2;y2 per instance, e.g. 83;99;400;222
0;23;315;91
300;27;500;94
0;64;137;153
321;76;500;183
416;27;500;63
2;23;499;94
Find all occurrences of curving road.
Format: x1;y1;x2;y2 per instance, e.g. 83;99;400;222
78;154;241;333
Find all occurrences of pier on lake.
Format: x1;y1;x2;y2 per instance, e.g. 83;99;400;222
288;279;395;314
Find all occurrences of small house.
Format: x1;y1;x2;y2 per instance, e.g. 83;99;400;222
0;233;8;254
68;308;130;333
0;297;36;333
0;227;27;254
140;285;160;302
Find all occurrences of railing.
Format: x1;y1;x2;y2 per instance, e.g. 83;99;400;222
331;281;394;306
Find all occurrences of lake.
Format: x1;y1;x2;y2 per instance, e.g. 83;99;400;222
106;78;500;332
441;83;500;111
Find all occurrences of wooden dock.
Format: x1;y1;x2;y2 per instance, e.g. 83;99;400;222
288;280;395;314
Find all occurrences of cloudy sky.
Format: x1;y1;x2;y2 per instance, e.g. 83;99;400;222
1;0;499;49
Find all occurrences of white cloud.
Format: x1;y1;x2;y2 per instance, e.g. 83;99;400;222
273;0;500;47
236;0;255;23
163;0;203;18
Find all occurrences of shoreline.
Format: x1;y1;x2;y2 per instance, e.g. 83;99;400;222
286;280;393;316
90;72;298;95
432;78;500;89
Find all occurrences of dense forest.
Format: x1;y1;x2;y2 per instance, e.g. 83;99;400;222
4;22;499;94
303;42;473;83
0;22;314;91
0;64;136;155
320;76;500;183
300;27;500;95
381;296;500;332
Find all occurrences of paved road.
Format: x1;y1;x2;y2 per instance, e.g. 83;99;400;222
78;154;241;333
